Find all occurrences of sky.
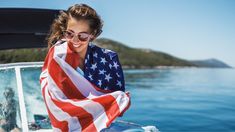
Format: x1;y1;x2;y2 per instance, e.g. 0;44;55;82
0;0;235;67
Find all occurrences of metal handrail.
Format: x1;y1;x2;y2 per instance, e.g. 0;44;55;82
0;62;43;70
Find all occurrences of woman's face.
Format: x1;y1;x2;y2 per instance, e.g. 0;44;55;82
65;17;93;54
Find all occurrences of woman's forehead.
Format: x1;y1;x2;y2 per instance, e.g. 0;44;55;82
67;18;91;33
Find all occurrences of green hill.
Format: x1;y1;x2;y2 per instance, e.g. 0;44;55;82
0;38;231;68
0;48;47;63
94;38;194;68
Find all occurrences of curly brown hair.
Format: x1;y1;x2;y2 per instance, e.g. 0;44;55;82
46;4;103;48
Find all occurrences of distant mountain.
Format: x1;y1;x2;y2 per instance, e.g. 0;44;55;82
190;59;232;68
0;38;232;68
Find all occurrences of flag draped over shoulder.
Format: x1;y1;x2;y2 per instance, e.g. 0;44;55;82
39;41;131;132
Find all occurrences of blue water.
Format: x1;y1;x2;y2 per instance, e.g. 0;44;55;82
122;68;235;131
1;68;235;131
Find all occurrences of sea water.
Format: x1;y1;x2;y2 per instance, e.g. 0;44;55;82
0;67;235;131
122;68;235;131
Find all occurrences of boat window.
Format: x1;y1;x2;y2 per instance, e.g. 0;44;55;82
0;68;22;132
21;67;52;131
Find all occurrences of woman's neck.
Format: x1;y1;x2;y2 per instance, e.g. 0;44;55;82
77;48;88;71
77;48;87;60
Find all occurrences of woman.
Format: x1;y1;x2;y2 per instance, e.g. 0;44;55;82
47;4;125;92
40;4;130;132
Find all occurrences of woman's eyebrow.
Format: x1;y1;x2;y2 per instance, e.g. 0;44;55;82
67;29;75;33
67;29;89;34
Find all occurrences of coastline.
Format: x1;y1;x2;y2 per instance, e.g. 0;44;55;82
122;65;233;70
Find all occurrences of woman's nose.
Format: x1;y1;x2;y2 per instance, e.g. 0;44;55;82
71;35;80;43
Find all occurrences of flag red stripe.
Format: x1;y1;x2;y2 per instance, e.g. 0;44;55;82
42;46;54;72
65;44;80;69
48;91;98;132
42;83;69;132
47;47;86;99
92;95;120;126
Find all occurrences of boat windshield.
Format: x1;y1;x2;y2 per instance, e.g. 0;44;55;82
0;62;51;132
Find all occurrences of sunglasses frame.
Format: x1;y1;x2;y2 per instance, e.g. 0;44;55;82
63;30;93;42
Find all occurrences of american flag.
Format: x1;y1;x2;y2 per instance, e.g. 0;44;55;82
39;40;131;132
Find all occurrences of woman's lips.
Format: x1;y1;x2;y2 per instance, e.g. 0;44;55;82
72;43;81;48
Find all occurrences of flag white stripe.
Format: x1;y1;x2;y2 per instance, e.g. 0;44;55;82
40;69;48;78
40;78;47;90
110;91;130;112
44;83;82;131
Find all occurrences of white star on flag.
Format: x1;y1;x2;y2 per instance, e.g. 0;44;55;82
90;63;97;71
116;73;120;78
105;73;112;82
116;80;122;87
102;49;106;53
103;49;112;53
93;52;98;58
99;69;106;75
98;80;102;87
109;54;113;60
113;61;119;69
109;64;112;69
100;57;107;65
88;73;93;81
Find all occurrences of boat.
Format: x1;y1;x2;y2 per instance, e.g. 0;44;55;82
0;8;158;132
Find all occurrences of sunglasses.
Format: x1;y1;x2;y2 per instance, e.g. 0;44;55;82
63;30;93;42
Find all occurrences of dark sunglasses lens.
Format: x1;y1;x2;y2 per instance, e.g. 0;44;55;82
64;31;74;39
78;33;90;41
